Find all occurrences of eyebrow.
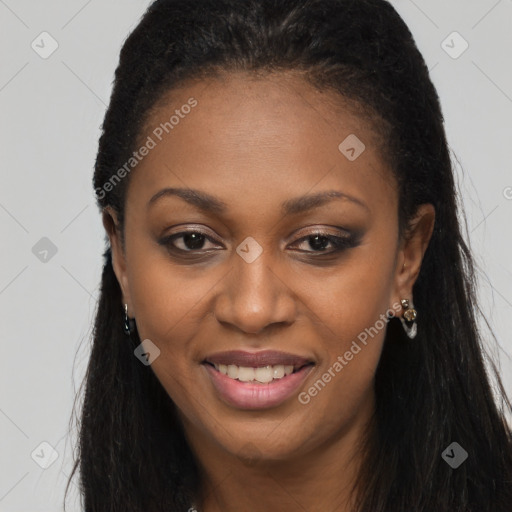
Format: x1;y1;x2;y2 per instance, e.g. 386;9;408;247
147;187;369;215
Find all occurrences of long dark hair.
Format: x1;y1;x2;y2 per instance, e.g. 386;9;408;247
66;1;512;510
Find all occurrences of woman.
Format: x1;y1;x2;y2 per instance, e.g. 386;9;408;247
66;0;512;510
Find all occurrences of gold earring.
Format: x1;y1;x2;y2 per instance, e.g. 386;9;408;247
400;298;417;339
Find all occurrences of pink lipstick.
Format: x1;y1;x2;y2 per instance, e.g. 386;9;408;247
202;350;314;409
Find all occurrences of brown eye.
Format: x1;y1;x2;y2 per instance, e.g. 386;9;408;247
160;230;222;253
303;234;331;251
290;231;360;254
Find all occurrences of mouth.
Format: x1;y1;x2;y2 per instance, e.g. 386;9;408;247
203;361;313;383
203;350;314;383
202;350;315;409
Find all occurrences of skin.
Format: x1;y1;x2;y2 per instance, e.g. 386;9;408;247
104;71;435;512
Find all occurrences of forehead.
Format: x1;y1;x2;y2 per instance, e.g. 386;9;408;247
127;71;396;219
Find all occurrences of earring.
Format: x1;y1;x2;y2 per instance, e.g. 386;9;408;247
123;303;136;335
400;298;417;339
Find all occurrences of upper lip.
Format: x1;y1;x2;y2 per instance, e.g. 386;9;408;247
203;350;314;369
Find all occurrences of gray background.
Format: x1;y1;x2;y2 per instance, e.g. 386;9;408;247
1;0;511;510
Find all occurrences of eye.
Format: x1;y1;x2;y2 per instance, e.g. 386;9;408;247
289;230;359;254
159;227;361;257
159;230;223;253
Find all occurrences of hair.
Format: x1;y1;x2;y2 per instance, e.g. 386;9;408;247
66;0;512;510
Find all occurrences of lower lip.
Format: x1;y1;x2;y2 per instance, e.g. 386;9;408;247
203;364;313;410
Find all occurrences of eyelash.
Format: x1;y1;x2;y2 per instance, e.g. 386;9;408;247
158;228;360;257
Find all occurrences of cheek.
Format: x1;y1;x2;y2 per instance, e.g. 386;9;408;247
299;234;397;343
296;306;388;443
296;234;397;407
124;247;228;413
126;248;216;347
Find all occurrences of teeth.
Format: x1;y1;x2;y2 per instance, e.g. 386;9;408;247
273;365;285;379
238;367;255;382
212;363;296;383
227;364;238;379
255;366;273;383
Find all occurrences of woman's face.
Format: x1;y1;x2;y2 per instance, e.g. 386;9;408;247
106;71;433;465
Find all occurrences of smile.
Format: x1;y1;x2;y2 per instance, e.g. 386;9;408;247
211;362;296;383
202;350;315;409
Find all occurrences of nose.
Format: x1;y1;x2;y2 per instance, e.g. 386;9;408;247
213;250;297;335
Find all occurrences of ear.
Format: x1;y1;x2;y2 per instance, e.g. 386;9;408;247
102;206;133;314
391;203;435;309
